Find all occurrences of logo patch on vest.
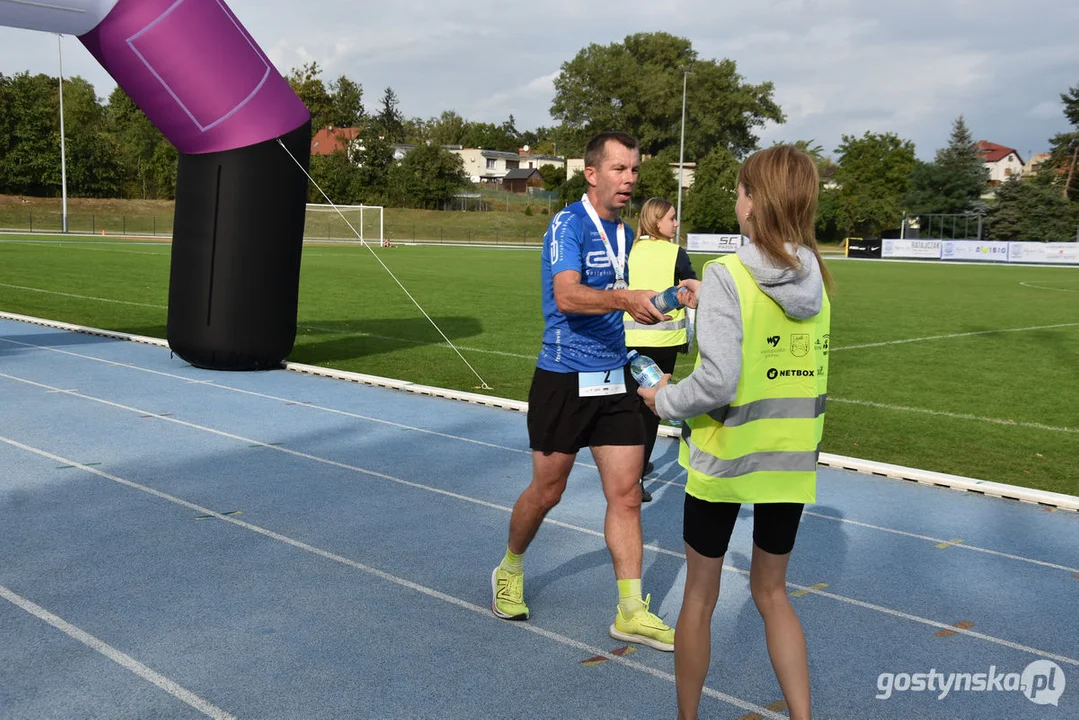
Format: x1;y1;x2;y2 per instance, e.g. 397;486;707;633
768;367;815;380
766;335;781;347
790;334;810;357
815;334;830;356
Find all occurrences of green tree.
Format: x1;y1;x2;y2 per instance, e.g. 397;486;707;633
559;170;588;207
682;146;740;233
107;87;162;198
537;164;566;192
351;131;395;205
986;173;1079;241
428;110;467;146
0;72;60;195
1045;83;1079;201
550;32;783;159
833;131;917;235
634;156;678;203
904;116;987;217
286;62;334;130
60;76;121;197
308;150;359;204
374;87;404;142
390;143;467;209
328;75;364;128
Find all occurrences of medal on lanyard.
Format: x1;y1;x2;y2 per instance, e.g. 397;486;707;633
581;194;627;289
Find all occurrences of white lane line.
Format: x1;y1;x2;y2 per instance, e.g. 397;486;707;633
649;473;1079;574
1020;281;1079;294
0;343;556;464
0;283;168;309
0;582;235;720
802;511;1079;574
2;379;1077;667
0;336;577;464
832;322;1079;352
828;397;1077;434
0;436;783;719
5;338;1073;573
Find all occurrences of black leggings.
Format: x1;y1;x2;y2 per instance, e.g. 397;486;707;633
684;494;804;557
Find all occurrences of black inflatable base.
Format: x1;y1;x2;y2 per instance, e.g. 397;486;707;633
166;121;312;370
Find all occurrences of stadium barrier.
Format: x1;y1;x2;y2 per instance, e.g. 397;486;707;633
848;238;1079;265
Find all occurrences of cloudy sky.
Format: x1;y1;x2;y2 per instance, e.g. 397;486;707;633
1;0;1075;162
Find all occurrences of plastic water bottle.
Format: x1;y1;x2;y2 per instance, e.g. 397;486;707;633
651;286;683;313
627;350;664;388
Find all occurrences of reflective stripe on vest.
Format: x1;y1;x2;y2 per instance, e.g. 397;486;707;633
623;239;687;347
707;394;827;426
680;253;830;504
625;319;686;333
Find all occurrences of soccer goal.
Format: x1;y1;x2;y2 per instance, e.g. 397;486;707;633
303;203;386;246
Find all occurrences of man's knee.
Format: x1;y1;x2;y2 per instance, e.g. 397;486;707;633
533;479;567;508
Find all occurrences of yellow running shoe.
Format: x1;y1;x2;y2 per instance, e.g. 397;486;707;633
491;566;529;620
609;594;674;651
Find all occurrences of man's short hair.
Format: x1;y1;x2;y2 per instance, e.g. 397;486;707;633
584;132;639;170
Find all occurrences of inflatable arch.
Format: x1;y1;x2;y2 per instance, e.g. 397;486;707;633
1;0;313;370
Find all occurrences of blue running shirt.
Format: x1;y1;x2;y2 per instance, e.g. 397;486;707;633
537;201;635;372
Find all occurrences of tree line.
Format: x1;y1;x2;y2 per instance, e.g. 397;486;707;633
1;31;1076;239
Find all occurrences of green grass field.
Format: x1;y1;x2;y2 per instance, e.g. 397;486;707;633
1;234;1077;495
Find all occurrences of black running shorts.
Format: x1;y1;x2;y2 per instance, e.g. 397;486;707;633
527;367;646;454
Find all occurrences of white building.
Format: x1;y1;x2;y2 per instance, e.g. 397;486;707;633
976;141;1025;185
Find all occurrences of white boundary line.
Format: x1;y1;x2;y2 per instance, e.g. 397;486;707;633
4;331;1077;575
827;397;1077;435
0;427;1074;669
832;322;1079;352
0;435;784;719
2;310;1077;513
1020;281;1079;294
0;582;236;719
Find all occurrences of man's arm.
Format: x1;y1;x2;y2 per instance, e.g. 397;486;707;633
553;271;666;324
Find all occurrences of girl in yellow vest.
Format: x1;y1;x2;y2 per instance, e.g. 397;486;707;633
625;197;698;502
638;145;834;720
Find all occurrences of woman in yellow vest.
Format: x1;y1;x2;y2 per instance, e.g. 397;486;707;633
625;197;698;502
638;145;834;720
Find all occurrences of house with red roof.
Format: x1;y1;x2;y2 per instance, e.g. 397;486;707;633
310;126;361;156
976;141;1024;185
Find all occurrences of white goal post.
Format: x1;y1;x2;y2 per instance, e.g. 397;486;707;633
303;203;386;246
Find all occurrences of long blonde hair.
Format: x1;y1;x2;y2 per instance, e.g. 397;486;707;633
738;145;835;292
638;197;674;240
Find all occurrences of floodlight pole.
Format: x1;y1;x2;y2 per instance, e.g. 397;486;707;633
675;66;691;244
57;34;69;233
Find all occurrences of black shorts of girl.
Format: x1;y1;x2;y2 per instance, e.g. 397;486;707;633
683;494;804;557
527;367;646;455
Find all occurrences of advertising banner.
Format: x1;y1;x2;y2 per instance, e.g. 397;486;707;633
1008;242;1079;265
686;234;744;254
881;239;942;259
941;240;1010;262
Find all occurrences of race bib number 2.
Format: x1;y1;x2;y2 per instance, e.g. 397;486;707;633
578;368;627;397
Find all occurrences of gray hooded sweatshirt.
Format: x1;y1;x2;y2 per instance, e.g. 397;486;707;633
655;243;824;421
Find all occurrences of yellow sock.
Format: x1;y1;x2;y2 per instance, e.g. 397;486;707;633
618;578;645;616
500;548;524;574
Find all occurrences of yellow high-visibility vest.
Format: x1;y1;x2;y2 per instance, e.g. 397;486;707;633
679;253;830;504
623;238;686;347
